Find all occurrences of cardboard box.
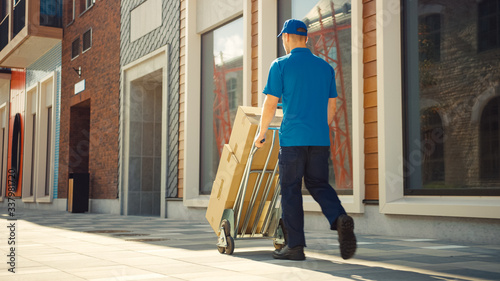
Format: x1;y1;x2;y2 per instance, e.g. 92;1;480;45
206;106;284;236
236;173;280;234
229;106;283;170
206;153;280;235
234;172;279;234
206;144;245;234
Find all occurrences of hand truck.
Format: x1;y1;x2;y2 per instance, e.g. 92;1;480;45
215;127;287;255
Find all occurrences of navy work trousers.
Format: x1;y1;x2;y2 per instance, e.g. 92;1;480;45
278;146;346;248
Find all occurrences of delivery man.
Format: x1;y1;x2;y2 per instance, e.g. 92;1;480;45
254;19;357;261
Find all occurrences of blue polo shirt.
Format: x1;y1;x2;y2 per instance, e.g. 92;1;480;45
263;48;337;147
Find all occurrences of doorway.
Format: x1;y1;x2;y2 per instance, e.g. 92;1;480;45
127;70;163;216
69;99;91;175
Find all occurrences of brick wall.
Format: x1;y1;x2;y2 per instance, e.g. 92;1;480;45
363;0;378;200
59;0;121;199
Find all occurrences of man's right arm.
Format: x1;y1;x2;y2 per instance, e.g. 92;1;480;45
255;95;280;148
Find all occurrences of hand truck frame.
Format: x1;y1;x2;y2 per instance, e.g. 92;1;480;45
215;127;286;255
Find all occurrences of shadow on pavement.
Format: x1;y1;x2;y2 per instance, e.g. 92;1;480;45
233;250;473;281
1;209;486;281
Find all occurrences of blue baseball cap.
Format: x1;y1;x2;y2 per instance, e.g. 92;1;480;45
278;19;308;37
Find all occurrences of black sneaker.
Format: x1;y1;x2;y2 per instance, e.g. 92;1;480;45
272;245;305;260
336;214;357;259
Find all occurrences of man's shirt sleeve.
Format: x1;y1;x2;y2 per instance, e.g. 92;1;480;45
263;60;283;99
329;67;338;98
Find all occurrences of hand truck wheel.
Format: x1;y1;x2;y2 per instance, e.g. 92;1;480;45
217;246;225;254
225;236;235;255
217;219;234;255
221;219;231;237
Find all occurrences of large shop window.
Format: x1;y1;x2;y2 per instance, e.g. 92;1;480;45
200;17;244;194
278;0;353;194
403;0;500;195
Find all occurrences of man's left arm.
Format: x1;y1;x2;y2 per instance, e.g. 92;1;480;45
255;95;280;148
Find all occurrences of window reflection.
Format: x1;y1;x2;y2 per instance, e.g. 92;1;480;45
404;0;500;194
278;0;353;193
200;18;244;194
478;0;500;52
481;97;500;181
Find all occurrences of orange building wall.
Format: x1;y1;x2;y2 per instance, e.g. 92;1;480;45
363;0;379;200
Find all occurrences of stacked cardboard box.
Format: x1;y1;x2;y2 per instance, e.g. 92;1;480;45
228;106;283;169
206;106;283;235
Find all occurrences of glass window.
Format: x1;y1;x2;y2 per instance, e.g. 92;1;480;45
278;0;353;194
127;70;163;215
478;0;500;52
71;37;79;59
40;0;62;27
480;97;500;181
200;18;244;194
64;0;75;26
0;0;7;54
80;0;94;14
0;0;7;21
83;29;92;52
420;108;445;184
13;0;25;37
419;14;441;62
227;78;238;109
403;0;500;195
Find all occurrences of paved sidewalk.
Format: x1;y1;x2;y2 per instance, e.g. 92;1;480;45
0;208;499;281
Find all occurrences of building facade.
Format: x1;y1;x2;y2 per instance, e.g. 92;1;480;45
119;0;180;216
0;0;63;209
0;69;10;201
0;0;498;245
58;0;121;212
176;0;500;244
21;44;62;207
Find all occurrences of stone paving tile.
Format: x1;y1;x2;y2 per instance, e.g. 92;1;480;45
0;266;59;277
137;263;221;276
446;261;500;273
1;208;499;281
394;247;478;258
170;270;277;281
8;271;86;281
440;268;500;281
68;265;165;280
107;256;178;267
37;258;118;271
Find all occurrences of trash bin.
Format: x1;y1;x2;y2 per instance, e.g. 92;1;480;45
68;173;89;213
